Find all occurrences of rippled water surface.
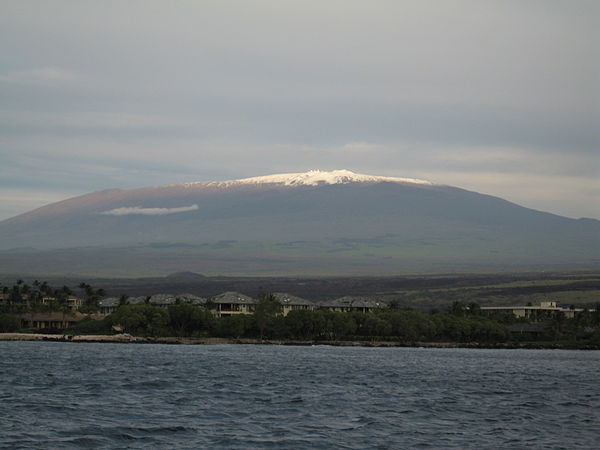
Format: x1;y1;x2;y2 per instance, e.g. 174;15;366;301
1;342;598;448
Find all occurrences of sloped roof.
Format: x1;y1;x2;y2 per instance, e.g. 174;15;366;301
211;291;255;304
176;293;207;305
98;297;120;307
272;292;315;306
126;296;147;305
321;296;386;309
149;294;177;305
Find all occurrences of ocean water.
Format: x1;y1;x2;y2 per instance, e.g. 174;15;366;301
0;342;598;449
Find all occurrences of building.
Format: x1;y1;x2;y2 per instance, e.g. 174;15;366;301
66;296;83;311
98;297;120;315
41;296;83;311
149;294;177;307
272;293;316;316
481;301;592;320
176;293;207;306
126;296;148;305
18;311;86;330
210;292;256;317
320;296;386;313
142;293;208;307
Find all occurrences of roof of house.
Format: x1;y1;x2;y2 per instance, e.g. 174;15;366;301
481;306;564;311
211;291;255;304
98;297;120;307
321;296;386;309
126;296;147;305
177;293;207;305
149;294;177;306
481;304;587;312
272;292;315;306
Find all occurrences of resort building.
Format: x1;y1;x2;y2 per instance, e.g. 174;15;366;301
481;301;593;320
176;293;207;306
98;297;120;315
40;296;83;311
272;293;316;316
149;294;177;307
149;293;208;307
210;292;256;317
18;311;86;330
320;296;386;313
126;296;148;305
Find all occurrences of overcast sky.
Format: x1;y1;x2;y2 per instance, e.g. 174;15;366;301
1;0;598;220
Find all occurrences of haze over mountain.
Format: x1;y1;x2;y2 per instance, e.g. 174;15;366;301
0;170;598;277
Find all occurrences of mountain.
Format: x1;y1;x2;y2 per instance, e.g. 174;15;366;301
0;170;598;277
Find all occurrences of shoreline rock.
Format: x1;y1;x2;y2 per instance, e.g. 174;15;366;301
1;333;598;350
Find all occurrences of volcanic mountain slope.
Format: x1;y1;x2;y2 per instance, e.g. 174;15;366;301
0;170;598;276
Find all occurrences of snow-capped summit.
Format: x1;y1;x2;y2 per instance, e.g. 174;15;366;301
184;169;433;188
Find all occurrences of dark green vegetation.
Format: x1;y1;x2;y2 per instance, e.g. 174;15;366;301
0;279;77;313
0;313;20;332
62;302;600;345
0;278;101;314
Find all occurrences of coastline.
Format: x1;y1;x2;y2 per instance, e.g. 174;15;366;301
1;333;598;350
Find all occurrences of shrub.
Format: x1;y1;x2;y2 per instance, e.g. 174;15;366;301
0;313;20;332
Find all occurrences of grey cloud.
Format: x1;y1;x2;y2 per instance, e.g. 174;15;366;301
0;1;597;220
0;2;596;150
0;67;77;84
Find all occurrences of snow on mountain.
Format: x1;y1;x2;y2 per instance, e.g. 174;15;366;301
180;169;434;188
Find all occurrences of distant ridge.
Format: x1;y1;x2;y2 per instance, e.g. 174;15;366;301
165;272;207;280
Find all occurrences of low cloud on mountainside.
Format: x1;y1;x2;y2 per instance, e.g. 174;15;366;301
100;205;199;216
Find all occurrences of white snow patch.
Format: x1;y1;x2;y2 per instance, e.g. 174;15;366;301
101;204;199;216
181;169;433;188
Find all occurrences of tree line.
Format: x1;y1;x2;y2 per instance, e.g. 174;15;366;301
0;279;105;313
2;281;599;344
62;300;599;344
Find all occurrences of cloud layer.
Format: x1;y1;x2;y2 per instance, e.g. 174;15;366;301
100;205;199;216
